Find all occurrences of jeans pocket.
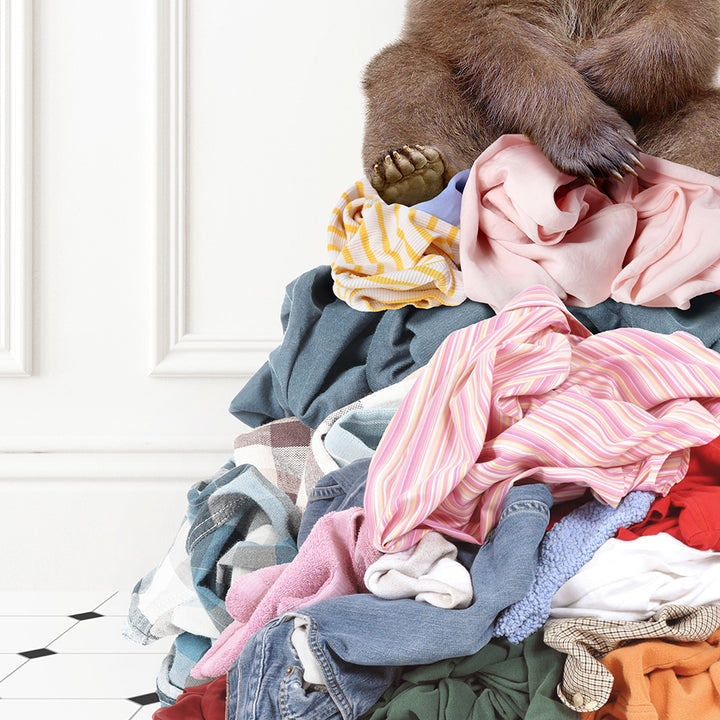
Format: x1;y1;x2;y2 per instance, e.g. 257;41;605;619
279;664;337;720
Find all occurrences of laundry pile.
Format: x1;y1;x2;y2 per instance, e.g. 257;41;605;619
125;135;720;720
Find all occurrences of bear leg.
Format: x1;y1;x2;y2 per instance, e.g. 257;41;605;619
362;41;500;205
635;89;720;176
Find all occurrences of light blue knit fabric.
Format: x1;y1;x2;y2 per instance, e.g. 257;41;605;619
493;490;655;643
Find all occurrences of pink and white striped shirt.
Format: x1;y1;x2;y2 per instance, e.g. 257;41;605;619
364;285;720;552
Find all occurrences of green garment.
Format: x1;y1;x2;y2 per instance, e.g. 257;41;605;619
360;631;575;720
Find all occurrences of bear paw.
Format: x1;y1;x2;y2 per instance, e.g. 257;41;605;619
536;103;644;185
369;145;446;205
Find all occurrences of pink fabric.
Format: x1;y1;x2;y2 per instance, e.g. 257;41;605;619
459;135;720;311
190;507;381;679
363;285;720;553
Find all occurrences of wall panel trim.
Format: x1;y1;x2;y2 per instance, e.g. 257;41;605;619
0;0;32;377
152;0;275;378
0;434;233;480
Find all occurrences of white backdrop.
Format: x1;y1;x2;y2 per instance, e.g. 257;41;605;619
0;0;405;590
4;1;717;592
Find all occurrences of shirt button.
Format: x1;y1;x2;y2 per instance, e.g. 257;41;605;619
286;666;294;676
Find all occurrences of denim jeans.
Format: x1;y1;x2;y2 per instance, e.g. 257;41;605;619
297;458;371;547
227;614;396;720
227;483;552;719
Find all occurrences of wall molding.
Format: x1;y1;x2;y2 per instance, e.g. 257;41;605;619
152;0;275;378
0;434;233;480
0;0;32;377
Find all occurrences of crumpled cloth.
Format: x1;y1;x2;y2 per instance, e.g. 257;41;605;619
459;134;720;311
617;435;720;550
494;491;654;643
579;626;720;720
191;507;381;679
153;674;226;720
327;177;465;310
364;285;720;553
360;631;574;720
543;604;720;713
364;531;474;609
549;533;720;621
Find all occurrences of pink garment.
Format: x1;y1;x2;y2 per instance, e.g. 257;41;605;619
191;507;381;679
459;134;720;311
364;285;720;553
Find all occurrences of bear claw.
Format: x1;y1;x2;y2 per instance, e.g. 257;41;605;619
369;144;446;205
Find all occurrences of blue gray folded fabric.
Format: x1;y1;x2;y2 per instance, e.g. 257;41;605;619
229;265;720;431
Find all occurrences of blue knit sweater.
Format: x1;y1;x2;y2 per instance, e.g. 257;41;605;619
493;490;655;643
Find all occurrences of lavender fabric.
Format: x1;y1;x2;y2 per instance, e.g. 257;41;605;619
493;490;655;643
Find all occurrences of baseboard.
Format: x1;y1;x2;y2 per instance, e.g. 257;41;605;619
0;450;231;481
0;436;233;480
1;444;232;592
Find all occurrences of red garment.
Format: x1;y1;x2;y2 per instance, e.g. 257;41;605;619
152;676;226;720
547;491;593;530
617;436;720;549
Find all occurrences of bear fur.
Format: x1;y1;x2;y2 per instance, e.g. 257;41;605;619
362;0;720;205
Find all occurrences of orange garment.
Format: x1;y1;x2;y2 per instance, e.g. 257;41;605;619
581;628;720;720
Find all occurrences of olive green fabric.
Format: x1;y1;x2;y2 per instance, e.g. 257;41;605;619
360;631;574;720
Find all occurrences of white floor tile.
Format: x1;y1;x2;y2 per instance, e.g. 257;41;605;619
0;591;115;616
49;615;174;654
0;652;162;699
95;590;134;616
131;703;162;719
0;616;76;653
0;654;26;680
0;698;140;720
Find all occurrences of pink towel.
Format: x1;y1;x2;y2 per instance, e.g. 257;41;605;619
459;135;720;310
191;507;381;679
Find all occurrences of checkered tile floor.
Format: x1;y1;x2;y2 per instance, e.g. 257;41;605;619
0;590;170;719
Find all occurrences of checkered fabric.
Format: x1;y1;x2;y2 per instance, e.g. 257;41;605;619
125;454;302;648
544;604;720;712
233;417;313;504
125;375;418;703
299;371;419;509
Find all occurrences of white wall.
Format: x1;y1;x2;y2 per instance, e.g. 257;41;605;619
9;1;709;594
0;0;404;591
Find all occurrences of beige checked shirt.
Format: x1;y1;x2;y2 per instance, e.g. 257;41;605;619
543;604;720;712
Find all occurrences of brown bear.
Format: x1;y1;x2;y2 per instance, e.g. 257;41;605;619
362;0;720;205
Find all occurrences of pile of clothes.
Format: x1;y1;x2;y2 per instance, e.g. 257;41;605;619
124;134;720;720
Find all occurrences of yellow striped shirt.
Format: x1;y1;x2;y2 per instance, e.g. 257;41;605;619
327;178;465;311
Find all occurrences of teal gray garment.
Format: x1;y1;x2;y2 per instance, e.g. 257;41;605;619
360;631;575;720
569;292;720;348
323;407;397;467
228;266;496;429
156;633;211;705
228;265;720;431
